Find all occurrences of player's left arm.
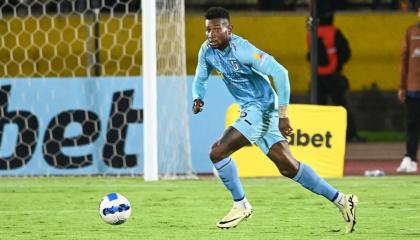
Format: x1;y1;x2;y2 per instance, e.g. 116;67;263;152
237;41;292;136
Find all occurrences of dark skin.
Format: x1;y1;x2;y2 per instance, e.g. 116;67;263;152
193;18;299;178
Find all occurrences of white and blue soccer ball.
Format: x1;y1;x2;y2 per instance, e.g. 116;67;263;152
99;193;132;225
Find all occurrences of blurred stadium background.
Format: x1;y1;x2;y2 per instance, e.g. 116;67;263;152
0;0;415;176
1;0;420;238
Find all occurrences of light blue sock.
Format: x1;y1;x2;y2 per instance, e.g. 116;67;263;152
214;158;245;201
292;162;339;201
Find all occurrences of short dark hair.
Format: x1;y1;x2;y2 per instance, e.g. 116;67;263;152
318;15;334;25
205;6;230;21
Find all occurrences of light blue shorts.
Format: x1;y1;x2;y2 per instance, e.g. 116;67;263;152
232;105;286;154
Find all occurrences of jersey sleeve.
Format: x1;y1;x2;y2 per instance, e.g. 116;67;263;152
236;40;290;107
192;43;213;100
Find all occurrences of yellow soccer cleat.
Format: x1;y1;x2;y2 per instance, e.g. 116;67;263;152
340;194;359;233
216;202;253;229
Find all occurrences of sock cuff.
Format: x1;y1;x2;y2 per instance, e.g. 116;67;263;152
234;195;245;202
331;191;339;202
292;162;304;181
214;158;231;170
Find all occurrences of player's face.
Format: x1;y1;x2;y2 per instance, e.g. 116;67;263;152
205;18;232;49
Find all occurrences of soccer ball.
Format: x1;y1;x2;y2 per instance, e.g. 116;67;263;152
99;193;132;225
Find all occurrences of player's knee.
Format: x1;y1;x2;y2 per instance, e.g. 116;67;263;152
277;160;299;178
209;143;219;162
209;149;222;163
209;142;226;163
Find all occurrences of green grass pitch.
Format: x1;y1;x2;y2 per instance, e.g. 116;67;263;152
1;176;420;240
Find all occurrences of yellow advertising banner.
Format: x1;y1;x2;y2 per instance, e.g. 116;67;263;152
226;104;347;178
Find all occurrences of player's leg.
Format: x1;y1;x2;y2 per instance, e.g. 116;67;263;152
267;141;339;201
266;141;358;233
257;113;341;201
414;98;420;164
398;96;420;172
316;76;328;105
256;113;358;233
404;96;419;171
210;126;250;203
212;105;265;229
211;127;253;229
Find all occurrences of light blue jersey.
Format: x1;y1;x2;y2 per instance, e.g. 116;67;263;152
192;34;290;111
195;34;341;210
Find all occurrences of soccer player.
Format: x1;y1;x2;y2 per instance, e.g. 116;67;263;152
192;7;358;233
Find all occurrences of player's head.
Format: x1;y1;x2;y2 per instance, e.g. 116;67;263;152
204;6;232;49
318;11;334;26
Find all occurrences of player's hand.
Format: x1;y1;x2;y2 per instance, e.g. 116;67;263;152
192;99;204;114
398;89;406;103
279;117;293;136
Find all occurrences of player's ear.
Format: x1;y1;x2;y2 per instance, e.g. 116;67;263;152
227;24;233;35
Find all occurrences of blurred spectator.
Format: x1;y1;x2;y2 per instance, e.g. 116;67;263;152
411;0;419;9
307;11;366;142
396;0;420;173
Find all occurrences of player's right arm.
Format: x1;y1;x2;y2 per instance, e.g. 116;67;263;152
192;43;212;114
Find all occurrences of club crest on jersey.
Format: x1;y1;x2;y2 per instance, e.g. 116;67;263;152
229;59;239;71
253;52;264;60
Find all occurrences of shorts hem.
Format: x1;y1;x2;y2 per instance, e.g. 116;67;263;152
230;125;254;145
